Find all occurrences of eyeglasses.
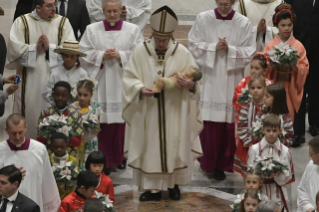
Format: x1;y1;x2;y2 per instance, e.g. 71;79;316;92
309;152;319;157
103;9;120;15
217;3;232;7
45;3;57;10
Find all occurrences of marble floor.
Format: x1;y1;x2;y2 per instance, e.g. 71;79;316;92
0;1;312;211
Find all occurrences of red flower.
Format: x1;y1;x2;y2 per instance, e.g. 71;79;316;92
37;135;47;144
63;110;69;116
45;112;49;117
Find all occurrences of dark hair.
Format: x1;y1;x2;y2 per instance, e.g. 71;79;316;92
53;81;71;94
6;113;26;128
34;0;45;7
248;74;266;88
77;170;99;190
83;198;104;212
51;132;68;145
309;136;319;153
0;165;22;187
257;200;280;212
252;55;268;69
77;79;95;93
265;83;289;115
239;190;261;212
263;113;281;129
85;151;110;175
272;3;296;26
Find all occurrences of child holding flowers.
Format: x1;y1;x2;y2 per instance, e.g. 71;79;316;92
263;3;309;144
71;78;102;170
264;83;294;147
37;81;84;159
50;132;78;199
247;114;294;211
234;74;266;177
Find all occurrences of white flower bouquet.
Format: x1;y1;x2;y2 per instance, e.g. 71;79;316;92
252;156;289;177
52;161;78;189
230;195;241;212
70;83;78;102
82;113;101;133
38;114;76;141
94;191;115;212
267;43;300;67
237;87;252;104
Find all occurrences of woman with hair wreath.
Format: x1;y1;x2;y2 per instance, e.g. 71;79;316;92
263;2;309;147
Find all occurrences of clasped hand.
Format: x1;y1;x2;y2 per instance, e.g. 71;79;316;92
257;18;266;33
36;34;49;52
103;49;120;60
217;37;228;52
177;76;195;89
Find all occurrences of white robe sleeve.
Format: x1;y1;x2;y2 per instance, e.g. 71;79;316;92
41;73;55;103
227;20;256;71
273;149;293;186
118;27;144;69
297;161;315;212
89;0;105;22
125;0;152;31
188;15;217;70
247;145;257;168
41;147;61;212
79;26;105;79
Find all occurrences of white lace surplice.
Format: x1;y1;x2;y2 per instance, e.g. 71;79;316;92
80;21;143;124
188;10;256;123
0;139;61;212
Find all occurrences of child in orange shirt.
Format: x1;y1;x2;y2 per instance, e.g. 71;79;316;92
85;151;115;202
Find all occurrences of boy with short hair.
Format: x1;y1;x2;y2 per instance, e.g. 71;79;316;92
50;132;78;199
59;170;99;212
247;114;294;209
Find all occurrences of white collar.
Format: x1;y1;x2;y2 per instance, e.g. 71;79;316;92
278;34;292;45
10;138;26;148
2;190;19;202
260;137;281;151
62;64;77;72
58;106;67;114
31;10;46;22
53;152;68;160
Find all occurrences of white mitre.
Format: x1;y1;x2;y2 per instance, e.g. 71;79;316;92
150;5;178;36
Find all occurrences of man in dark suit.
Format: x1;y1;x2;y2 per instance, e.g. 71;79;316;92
286;0;319;146
13;0;90;40
0;165;40;212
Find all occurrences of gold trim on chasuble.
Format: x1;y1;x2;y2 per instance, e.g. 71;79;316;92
19;15;66;116
143;41;182;173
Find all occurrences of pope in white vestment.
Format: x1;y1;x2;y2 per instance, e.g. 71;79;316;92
123;6;203;201
89;0;151;32
188;1;255;179
6;6;75;139
80;0;143;168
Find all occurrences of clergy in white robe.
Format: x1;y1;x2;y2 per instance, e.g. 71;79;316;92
0;114;60;212
123;5;203;201
6;1;75;139
188;0;256;179
297;137;319;212
234;0;280;52
89;0;151;32
80;0;143;168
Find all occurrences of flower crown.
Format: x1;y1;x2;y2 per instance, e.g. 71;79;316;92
253;52;270;66
77;78;98;90
274;2;294;23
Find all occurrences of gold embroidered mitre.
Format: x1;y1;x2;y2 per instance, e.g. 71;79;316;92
150;5;178;36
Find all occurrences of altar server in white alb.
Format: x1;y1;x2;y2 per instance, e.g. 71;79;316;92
89;0;151;32
80;0;143;169
188;0;256;180
123;6;203;202
0;114;60;212
234;0;281;52
6;0;75;139
297;136;319;212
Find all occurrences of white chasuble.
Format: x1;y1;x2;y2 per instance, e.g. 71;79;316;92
123;39;203;190
297;160;319;212
188;10;256;123
0;139;60;212
6;13;75;139
89;0;151;31
234;0;281;52
80;21;143;124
